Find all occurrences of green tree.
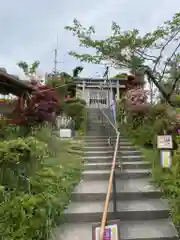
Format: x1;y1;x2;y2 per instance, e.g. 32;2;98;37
17;61;40;77
65;12;180;105
47;66;83;100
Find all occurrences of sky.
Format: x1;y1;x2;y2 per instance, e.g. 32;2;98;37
0;0;180;79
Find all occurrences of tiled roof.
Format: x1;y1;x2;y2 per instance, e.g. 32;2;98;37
0;72;33;96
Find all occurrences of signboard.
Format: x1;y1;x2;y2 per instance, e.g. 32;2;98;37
160;150;172;168
157;135;173;149
92;220;120;240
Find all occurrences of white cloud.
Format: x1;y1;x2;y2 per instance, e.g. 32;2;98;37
0;0;180;78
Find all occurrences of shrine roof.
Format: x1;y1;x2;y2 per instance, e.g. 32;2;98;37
0;72;33;96
73;77;128;83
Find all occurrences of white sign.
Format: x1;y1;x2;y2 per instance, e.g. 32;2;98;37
161;150;172;168
157;135;173;149
59;129;72;138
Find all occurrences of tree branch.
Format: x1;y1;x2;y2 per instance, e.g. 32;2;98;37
158;41;180;82
153;31;180;74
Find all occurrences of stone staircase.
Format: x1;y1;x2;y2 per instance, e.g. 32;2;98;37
52;108;179;240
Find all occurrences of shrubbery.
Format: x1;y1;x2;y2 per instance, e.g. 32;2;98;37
117;99;180;231
0;125;83;240
62;97;87;132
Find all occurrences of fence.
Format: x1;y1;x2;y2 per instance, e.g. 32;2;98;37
56;115;73;129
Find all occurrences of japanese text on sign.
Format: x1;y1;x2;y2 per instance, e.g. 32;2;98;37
157;135;173;149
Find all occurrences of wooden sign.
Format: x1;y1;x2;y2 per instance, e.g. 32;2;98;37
157;135;173;149
92;220;120;240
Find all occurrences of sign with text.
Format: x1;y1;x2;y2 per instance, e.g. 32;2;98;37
157;135;173;149
92;220;120;240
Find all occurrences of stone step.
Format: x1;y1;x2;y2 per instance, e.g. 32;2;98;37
84;155;144;163
84;136;130;140
53;219;178;240
84;161;150;171
84;138;130;143
84;141;110;146
85;150;141;157
84;135;117;138
120;150;142;156
82;169;151;180
72;178;161;201
84;141;133;147
120;155;145;162
84;145;137;151
63;198;169;222
122;161;151;169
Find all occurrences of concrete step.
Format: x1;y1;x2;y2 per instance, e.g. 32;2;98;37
84;138;131;143
84;141;133;147
84;155;145;163
82;169;151;180
84;145;137;151
84;136;116;138
84;136;131;141
122;161;150;169
84;141;110;146
120;155;145;162
72;178;161;201
85;150;142;157
120;150;142;156
64;198;169;222
84;161;150;171
53;219;179;240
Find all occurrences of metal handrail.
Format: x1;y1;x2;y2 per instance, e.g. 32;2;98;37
100;108;116;131
98;105;120;240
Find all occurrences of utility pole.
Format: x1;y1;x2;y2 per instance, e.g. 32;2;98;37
54;48;58;74
53;37;59;74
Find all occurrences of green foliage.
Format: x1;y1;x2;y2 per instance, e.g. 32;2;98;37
64;97;86;105
65;13;180;73
62;97;86;131
46;75;68;101
65;13;180;105
170;94;180;107
0;137;47;189
119;99;180;231
113;73;127;78
0;67;7;73
17;61;40;76
139;141;180;231
72;66;83;77
0;125;83;239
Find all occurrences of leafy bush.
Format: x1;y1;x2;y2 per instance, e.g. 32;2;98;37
46;75;68;101
62;97;86;131
139;138;180;232
0;126;83;240
64;97;86;105
0;137;47;190
118;90;180;232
